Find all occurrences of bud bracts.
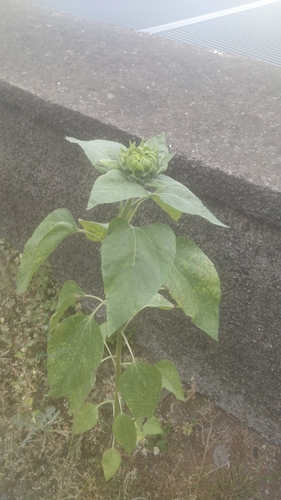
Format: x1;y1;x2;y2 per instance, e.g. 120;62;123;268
119;140;160;184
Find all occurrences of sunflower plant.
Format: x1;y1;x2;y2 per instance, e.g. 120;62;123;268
17;133;226;480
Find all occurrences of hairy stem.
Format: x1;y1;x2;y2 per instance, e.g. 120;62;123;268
104;342;116;368
92;300;106;317
120;198;133;219
127;197;149;223
118;200;124;216
114;329;123;418
121;330;135;361
100;355;116;364
85;294;104;303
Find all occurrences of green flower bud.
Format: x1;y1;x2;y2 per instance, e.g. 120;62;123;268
119;140;160;184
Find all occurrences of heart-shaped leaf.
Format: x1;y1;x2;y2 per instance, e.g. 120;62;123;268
72;403;99;435
112;413;137;453
66;137;122;173
165;237;221;339
102;448;121;481
155;359;185;401
68;373;96;414
101;218;176;334
87;170;149;210
48;314;103;398
147;175;227;227
120;361;162;423
17;209;79;295
49;280;87;333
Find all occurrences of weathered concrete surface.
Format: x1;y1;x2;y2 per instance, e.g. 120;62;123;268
0;0;281;443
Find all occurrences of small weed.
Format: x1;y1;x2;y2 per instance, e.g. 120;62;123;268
11;406;61;448
182;417;198;436
146;424;172;453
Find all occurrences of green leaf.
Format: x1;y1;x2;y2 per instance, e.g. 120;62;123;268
79;220;108;242
155;360;185;401
72;403;99;435
147;175;227;226
48;314;103;398
87;170;149;210
120;361;162;423
68;373;96;413
165;238;221;340
144;133;169;161
97;158;119;172
145;293;174;310
159;152;176;171
65;137;122;174
112;413;137;454
101;218;176;334
17;209;79;295
102;448;121;481
143;415;163;435
150;196;182;221
49;280;87;334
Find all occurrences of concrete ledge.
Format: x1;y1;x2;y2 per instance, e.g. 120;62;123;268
1;0;281;443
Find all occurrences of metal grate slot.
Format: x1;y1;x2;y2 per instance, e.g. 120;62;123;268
160;3;281;67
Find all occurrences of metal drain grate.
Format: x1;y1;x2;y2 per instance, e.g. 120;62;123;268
159;2;281;67
21;0;281;67
21;0;265;30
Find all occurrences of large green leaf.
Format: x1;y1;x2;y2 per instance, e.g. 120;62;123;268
101;218;176;334
65;137;122;174
102;448;121;481
48;314;103;398
87;170;149;210
147;175;227;227
155;360;185;401
112;413;137;454
79;220;108;242
17;209;79;295
49;280;87;334
72;403;99;435
68;373;96;414
165;238;221;340
120;361;162;423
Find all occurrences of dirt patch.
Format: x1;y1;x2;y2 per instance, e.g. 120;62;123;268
0;241;280;499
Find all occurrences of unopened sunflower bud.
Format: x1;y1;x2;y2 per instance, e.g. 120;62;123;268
119;140;160;183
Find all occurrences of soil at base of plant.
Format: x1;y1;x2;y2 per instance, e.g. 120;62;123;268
0;242;280;500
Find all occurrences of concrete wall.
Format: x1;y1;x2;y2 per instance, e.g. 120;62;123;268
1;0;281;443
